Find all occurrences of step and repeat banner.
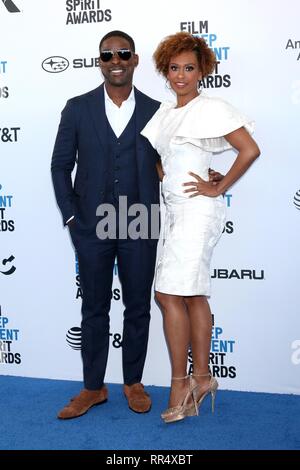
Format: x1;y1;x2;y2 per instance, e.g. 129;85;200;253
1;0;299;394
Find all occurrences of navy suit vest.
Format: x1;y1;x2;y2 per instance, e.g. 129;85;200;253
105;111;139;205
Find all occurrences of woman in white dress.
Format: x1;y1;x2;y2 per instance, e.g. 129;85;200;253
141;32;260;423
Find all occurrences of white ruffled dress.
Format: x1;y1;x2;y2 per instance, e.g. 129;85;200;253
141;94;254;296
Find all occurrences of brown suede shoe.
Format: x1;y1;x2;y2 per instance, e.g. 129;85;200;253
57;386;108;419
123;383;151;413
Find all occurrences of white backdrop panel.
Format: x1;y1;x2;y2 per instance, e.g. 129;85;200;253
0;0;299;394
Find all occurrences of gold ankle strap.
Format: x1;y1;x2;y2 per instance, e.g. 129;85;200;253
192;373;211;377
171;375;188;380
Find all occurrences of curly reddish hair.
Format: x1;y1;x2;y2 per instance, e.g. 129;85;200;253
153;32;216;78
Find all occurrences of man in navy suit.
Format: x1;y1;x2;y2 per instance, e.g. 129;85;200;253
51;31;160;419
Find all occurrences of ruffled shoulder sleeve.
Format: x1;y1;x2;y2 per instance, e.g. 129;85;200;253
173;95;255;153
140;101;173;150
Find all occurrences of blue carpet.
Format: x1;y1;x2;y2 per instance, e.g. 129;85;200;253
0;375;299;450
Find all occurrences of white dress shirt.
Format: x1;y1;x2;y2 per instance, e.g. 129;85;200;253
104;85;136;137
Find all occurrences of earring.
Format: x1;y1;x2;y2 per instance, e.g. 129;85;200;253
165;79;172;90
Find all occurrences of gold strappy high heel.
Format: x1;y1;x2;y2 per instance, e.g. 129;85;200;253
185;372;218;416
161;375;198;424
161;376;188;420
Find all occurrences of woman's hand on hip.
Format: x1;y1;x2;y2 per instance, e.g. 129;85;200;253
182;172;221;197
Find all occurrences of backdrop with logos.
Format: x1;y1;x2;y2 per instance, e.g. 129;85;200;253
1;0;299;394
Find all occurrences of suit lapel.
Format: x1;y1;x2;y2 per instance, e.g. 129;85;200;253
134;86;151;134
86;84;108;152
135;87;150;176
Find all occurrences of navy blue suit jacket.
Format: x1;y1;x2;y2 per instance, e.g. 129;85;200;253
51;84;160;229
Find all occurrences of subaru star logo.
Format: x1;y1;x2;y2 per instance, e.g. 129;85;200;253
293;189;300;210
42;56;69;73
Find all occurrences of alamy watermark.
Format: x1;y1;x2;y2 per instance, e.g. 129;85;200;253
96;196;160;240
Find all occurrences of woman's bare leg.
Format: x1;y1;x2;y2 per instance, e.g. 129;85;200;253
155;291;190;407
184;295;212;390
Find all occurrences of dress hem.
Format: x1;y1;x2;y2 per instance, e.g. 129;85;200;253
154;287;210;297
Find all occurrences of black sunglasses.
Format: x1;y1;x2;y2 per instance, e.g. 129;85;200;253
100;49;132;62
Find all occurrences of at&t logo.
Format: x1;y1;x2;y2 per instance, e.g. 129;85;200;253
0;127;20;142
66;326;122;350
293;189;300;210
66;327;81;350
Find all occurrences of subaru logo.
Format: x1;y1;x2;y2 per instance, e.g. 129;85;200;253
42;56;69;73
